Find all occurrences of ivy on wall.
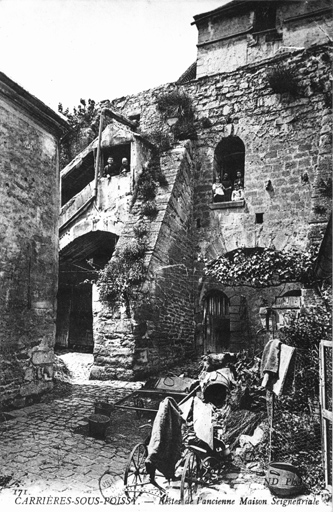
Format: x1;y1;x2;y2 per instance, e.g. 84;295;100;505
96;222;148;314
203;246;319;288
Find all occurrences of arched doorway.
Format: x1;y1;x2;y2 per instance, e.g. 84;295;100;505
203;290;230;353
56;230;117;352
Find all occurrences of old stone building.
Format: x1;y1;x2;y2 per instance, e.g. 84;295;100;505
58;0;332;379
0;72;68;407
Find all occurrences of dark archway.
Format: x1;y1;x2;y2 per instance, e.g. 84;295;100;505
214;136;245;185
56;231;117;352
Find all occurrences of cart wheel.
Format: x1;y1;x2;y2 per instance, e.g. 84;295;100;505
134;398;144;418
124;443;148;502
180;451;202;504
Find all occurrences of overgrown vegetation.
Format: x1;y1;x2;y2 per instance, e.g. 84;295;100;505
97;156;168;309
203;246;319;288
267;63;299;95
156;90;192;118
156;90;197;141
271;285;332;494
58;99;99;167
97;222;148;314
140;130;173;152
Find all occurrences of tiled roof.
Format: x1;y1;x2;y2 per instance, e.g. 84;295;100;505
176;62;197;84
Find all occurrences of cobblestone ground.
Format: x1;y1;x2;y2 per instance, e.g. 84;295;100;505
0;353;329;508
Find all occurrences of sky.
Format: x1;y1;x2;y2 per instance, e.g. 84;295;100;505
0;0;228;113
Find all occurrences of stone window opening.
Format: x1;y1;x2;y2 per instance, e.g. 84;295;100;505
252;4;282;42
213;136;245;204
256;213;264;224
203;290;230;353
61;151;95;206
102;144;131;178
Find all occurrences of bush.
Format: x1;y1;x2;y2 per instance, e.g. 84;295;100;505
156;90;192;118
141;130;172;152
267;63;299;95
141;200;158;217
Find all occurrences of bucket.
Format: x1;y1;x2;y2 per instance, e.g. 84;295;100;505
88;414;110;439
266;462;303;497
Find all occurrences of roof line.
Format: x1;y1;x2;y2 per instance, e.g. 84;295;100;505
0;71;68;135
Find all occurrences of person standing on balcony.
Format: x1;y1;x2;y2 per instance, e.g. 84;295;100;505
119;157;130;175
212;175;224;203
103;156;118;179
221;173;232;202
231;171;244;201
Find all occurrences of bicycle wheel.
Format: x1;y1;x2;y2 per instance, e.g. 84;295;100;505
180;451;202;504
124;443;148;502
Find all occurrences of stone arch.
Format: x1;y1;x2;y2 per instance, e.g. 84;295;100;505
56;230;117;351
213;135;245;185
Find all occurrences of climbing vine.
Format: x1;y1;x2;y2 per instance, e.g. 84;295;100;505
97;154;167;310
96;222;148;313
203;246;319;288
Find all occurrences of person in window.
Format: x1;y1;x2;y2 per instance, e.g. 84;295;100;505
221;173;232;202
119;157;130;175
212;175;224;203
103;157;118;179
231;171;244;201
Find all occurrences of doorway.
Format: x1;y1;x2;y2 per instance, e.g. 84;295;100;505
203;290;230;353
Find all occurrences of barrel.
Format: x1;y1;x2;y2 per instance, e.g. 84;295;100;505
266;462;303;497
201;369;234;407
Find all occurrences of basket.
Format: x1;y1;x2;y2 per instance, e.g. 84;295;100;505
266;462;303;497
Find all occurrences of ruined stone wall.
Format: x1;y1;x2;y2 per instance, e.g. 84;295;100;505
0;98;60;408
113;44;332;354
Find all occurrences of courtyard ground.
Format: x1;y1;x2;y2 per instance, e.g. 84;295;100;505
0;353;329;510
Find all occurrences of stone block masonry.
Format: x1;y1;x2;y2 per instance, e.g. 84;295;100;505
112;43;332;353
0;73;67;408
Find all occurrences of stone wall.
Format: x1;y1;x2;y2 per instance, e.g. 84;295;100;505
112;43;332;354
0;89;65;408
